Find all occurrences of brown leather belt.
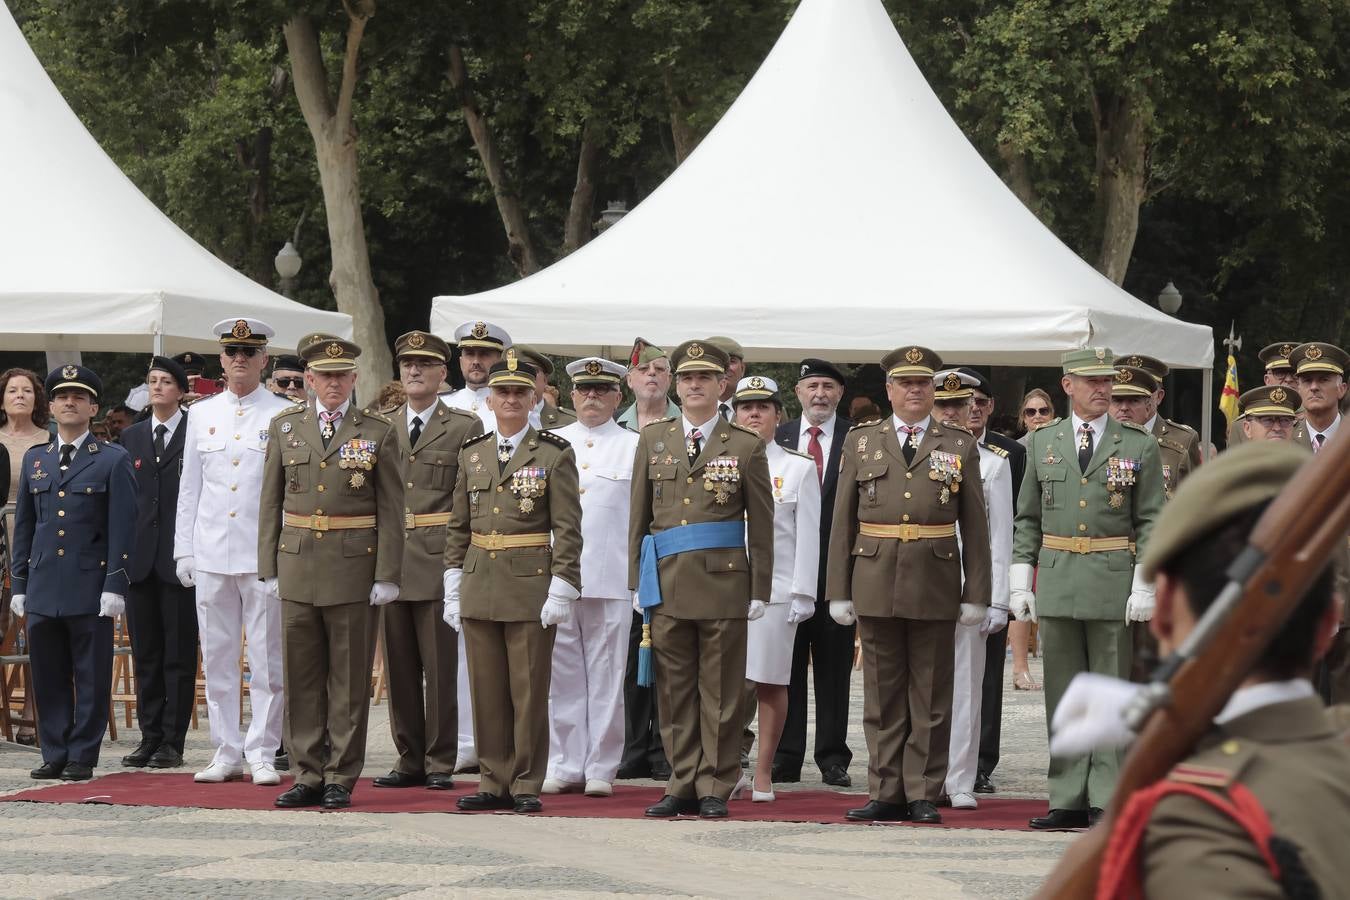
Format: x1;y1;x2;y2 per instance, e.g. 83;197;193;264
283;513;377;532
1042;535;1132;554
405;512;452;529
471;532;551;551
859;522;957;542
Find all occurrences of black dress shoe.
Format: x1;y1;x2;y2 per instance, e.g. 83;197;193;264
121;740;158;767
60;763;94;782
322;784;352;809
845;800;907;822
908;800;942;824
513;794;543;813
771;763;802;784
373;770;425;788
650;759;672;781
147;747;183;769
1088;807;1105;828
425;772;455;790
973;772;996;794
821;764;852;787
1029;808;1090;830
699;796;728;818
275;783;324;808
644;794;699;817
457;791;514;811
615;761;651;780
30;761;64;780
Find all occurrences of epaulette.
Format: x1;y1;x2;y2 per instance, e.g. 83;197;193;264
784;447;813;460
847;419;878;432
279;403;306;416
985;443;1009;458
1120;420;1148;433
464;430;495;447
1045;417;1064;427
941;422;974;436
1166;736;1256;788
538;430;570;448
729;421;760;437
1158;436;1187;455
442;405;478;420
360;407;393;424
641;417;675;431
1165;417;1198;437
1324;704;1350;742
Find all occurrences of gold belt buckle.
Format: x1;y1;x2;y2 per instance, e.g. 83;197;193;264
1072;536;1091;554
405;513;417;530
308;514;329;532
479;533;504;551
898;524;918;542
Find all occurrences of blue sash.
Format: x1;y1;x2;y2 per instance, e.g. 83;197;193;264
637;520;746;609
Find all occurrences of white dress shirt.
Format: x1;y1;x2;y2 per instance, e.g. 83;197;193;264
764;441;820;604
973;443;1013;609
798;413;836;470
1215;678;1315;725
682;413;722;446
1070;411;1108;451
443;385;496;434
497;423;529;461
174;384;292;575
555;419;639;600
149;408;184;447
405;398;441;441
892;413;932;446
1308;412;1342;450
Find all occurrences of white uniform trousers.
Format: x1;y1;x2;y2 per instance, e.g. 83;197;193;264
457;629;475;766
546;596;631;784
944;620;986;797
195;571;284;765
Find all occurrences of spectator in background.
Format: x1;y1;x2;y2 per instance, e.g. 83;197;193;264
1010;387;1056;691
1017;389;1055;445
104;404;135;443
267;355;306;403
617;339;679;434
848;399;883;424
375;380;407;415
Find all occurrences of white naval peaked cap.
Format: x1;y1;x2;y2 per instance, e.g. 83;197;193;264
933;368;978;399
732;374;781;404
565;357;627;384
211;317;275;346
453;320;512;350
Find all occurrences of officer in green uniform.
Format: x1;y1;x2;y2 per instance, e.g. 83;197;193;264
1289;342;1346;452
442;351;583;814
514;345;577;429
1228;342;1301;448
1116;354;1203;471
258;338;405;809
1110;366;1183;502
1012;348;1165;830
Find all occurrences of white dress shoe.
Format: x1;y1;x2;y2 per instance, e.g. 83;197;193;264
950;792;978;809
751;775;775;802
250;761;281;786
729;774;749;800
541;778;582;794
194;761;244;783
584;779;612;797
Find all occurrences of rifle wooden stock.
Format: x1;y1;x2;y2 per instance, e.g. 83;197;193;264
1037;428;1350;899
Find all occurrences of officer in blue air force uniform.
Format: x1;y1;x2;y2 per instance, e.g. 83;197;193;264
10;365;137;781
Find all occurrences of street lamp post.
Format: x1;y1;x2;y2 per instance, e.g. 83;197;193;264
1157;281;1183;417
274;241;302;299
594;200;628;234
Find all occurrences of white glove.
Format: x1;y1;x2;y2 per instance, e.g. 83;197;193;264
980;606;1009;636
786;593;815;625
1049;672;1142;757
1125;566;1156;623
10;594;25;618
99;592;125;619
829;600;856;626
175;557;196;588
631;591;641;613
958;603;985;627
747;600;767;621
1009;563;1037;623
541;597;572;628
264;577;280;601
369;582;399;606
442;568;462;603
442;598;462;631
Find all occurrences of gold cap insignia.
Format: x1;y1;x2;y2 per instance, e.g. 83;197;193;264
943;373;961;392
1123;355;1142;367
584;360;602;376
62;365;78;379
1279;344;1294;357
408;333;426;349
1095;348;1106;362
1116;369;1133;383
231;319;252;340
471;321;489;340
904;348;923;364
324;342;343;359
1306;345;1324;360
749;376;765;389
687;343;705;360
506;348;518;371
1270;387;1287;403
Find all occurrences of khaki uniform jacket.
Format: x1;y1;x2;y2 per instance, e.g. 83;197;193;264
536;403;577;429
627;417;774;619
1143;696;1350;899
258;403;405;605
1293;413;1339;450
826;418;992;619
1151;417;1194;501
1158;416;1202;469
1012;417;1164;620
443;427;582;621
394;401;483;603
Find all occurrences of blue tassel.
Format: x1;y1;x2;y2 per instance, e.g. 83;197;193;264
636;610;654;687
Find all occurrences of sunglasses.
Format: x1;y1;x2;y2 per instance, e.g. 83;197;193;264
223;346;260;358
1023;405;1052;416
274;377;303;389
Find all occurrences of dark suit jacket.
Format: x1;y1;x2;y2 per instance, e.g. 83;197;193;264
121;413;187;584
984;430;1026;505
776;413;851;602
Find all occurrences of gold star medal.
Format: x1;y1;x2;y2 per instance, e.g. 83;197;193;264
349;471;366;489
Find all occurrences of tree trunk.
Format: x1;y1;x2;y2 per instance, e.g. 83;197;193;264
283;7;392;404
1091;92;1151;286
560;120;601;257
664;68;701;164
997;140;1040;217
447;44;541;277
235;126;273;285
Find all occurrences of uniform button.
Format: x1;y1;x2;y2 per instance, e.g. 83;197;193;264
234;434;240;440
409;455;416;462
315;509;323;515
727;563;734;569
233;459;240;466
905;472;913;480
586;440;594;448
368;548;374;554
58;490;66;498
1081;477;1088;485
680;519;688;526
58;510;65;517
493;507;500;514
686;477;694;484
1078;524;1088;532
315;532;323;540
317;485;325;492
1221;739;1241;755
1079;500;1087;508
904;492;912;499
497;486;504;492
537;568;544;575
57;548;64;557
581;463;590;469
231;485;238;492
230;511;237;518
902;514;910;522
489;551;497;559
683;498;691;505
578;487;586;495
280;543;287;550
407;482;414;488
57;530;64;537
320;462;328;469
236;409;244;416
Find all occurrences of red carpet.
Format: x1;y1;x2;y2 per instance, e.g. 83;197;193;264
1;773;1044;829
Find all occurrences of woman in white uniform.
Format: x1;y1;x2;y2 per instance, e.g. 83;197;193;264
732;376;820;801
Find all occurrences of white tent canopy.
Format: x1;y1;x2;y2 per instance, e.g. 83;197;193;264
432;0;1213;371
0;6;351;354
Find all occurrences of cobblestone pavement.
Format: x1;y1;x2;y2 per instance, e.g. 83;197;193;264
0;656;1073;898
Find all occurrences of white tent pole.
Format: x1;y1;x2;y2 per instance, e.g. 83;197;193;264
1201;367;1213;460
154;330;164;356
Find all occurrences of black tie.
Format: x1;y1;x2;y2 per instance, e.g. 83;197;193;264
60;443;75;470
719;403;731;421
410;415;423;449
1078;424;1094;472
154;424;168;461
687;428;703;466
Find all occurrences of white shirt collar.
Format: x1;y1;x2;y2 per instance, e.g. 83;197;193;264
1143;414;1158;433
152;408;184;436
683;412;721;439
498;423;530;451
1310;412;1342;444
59;431;91;452
1071;411;1108;443
575;418;621;436
407;399;439;429
801;413;836;438
892;413;932;436
228;383;272;406
317;399;351;419
1214;679;1315;725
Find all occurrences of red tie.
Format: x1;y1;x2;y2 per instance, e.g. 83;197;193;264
806;426;824;482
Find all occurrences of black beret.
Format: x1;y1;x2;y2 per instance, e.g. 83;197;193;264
172;351;206;375
148;355;189;393
796;358;845;385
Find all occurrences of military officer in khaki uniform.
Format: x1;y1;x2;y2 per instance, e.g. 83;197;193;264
1228;342;1301;448
1116;354;1203;470
1012;348;1165;830
827;346;991;825
443;352;583;814
515;346;578;429
1290;342;1346;452
258;338;404;809
628;340;774;819
372;331;483;792
1235;385;1301;444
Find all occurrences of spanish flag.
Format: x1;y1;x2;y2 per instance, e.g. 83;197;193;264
1219;352;1241;427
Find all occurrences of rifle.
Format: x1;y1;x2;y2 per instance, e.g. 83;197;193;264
1037;428;1350;898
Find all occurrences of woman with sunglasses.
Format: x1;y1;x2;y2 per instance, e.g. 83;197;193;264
1017;389;1055;446
1010;389;1056;690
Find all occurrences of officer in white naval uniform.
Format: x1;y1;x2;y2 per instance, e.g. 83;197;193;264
175;318;292;785
933;370;1011;810
438;318;511;771
542;357;638;797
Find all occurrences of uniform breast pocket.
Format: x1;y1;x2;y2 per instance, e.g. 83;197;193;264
420;452;456;491
705;549;748;575
773;487;798;510
1039;466;1067;509
28;479;51;516
588;469;631;508
647;465;677;505
509;548;552;578
198;439;226;471
857;463;887;507
467;475;494;517
68;481;107;519
282;448;312;493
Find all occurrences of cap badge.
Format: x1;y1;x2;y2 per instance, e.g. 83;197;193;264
904;348;923;365
62;365;78;379
687;343;705;360
1095;348;1106;362
408;333;426;349
584;360;602;376
471;321;489;340
1279;344;1294;357
1116;369;1133;383
231;319;252;340
1305;345;1324;360
324;342;343;359
1123;356;1142;367
943;373;961;392
801;363;809;376
1270;387;1287;403
506;349;518;372
749;376;765;389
